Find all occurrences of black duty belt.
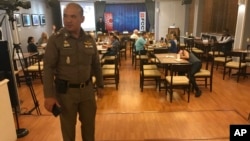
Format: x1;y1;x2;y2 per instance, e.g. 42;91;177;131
68;79;90;89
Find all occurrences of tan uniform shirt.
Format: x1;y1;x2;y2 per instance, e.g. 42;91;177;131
43;28;103;98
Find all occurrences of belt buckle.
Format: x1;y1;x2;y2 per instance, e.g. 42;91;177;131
79;83;85;88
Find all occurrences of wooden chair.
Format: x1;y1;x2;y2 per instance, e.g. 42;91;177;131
208;41;234;70
119;39;128;60
207;43;227;70
165;63;192;103
26;53;44;83
194;56;214;92
223;51;247;82
140;59;161;92
102;55;119;90
130;38;136;57
134;50;149;70
244;45;250;63
191;39;205;59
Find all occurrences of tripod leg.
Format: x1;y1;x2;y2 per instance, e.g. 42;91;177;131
22;76;41;115
14;106;29;138
15;50;41;116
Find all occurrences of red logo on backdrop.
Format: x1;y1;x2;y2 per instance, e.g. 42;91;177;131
140;12;145;17
104;12;113;31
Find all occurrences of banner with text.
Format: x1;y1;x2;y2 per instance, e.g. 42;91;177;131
139;12;146;31
104;12;113;32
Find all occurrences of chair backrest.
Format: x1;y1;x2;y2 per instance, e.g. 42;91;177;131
120;38;127;50
226;51;242;58
170;63;192;76
246;45;250;57
222;39;234;54
225;51;245;65
210;43;224;56
185;38;194;51
201;34;210;40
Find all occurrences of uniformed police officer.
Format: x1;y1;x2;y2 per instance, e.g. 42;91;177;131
43;3;104;141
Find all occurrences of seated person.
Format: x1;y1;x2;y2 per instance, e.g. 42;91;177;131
178;46;202;97
102;34;120;56
130;29;139;40
135;31;148;55
27;36;38;53
168;33;178;53
218;28;233;53
37;32;48;47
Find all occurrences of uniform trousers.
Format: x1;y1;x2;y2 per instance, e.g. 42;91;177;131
57;84;96;141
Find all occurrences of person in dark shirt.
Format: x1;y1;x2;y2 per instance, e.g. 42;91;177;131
96;17;105;33
168;33;178;53
103;34;120;56
27;36;38;53
178;46;202;97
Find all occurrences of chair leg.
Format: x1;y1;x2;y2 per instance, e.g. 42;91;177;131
134;59;137;69
115;75;118;90
187;85;190;102
223;67;226;80
141;78;144;92
170;89;173;103
210;77;212;92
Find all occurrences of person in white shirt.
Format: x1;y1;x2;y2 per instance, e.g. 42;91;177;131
130;29;139;40
218;28;232;44
218;28;233;53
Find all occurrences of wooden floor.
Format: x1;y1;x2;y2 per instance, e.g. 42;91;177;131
16;50;250;141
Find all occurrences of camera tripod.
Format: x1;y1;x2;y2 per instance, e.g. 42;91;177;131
6;10;41;116
2;11;41;138
12;44;41;116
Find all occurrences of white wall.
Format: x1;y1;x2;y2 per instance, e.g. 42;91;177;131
155;0;186;41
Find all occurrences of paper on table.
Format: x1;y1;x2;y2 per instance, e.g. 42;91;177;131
165;55;174;58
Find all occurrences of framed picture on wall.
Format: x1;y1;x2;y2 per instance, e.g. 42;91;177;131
31;14;40;26
22;14;31;27
40;14;46;25
14;13;22;27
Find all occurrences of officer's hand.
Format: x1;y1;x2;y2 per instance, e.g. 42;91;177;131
44;97;60;112
97;88;103;98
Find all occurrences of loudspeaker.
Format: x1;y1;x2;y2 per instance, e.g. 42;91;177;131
182;0;192;5
47;0;59;7
0;41;19;108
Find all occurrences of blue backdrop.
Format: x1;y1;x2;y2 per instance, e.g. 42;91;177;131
105;3;150;33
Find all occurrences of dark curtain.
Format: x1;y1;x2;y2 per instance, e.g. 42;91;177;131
105;3;150;32
94;1;106;30
145;0;155;32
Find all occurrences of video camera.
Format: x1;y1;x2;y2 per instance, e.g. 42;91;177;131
0;0;31;11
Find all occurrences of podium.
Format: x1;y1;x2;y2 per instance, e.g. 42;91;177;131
168;27;180;41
